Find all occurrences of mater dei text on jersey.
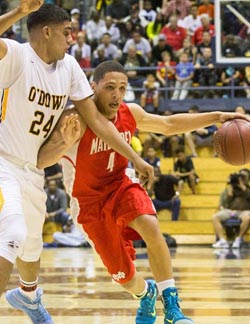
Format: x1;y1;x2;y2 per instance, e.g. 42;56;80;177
90;130;132;155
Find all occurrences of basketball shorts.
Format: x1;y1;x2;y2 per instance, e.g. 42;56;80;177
0;156;46;262
76;178;156;284
215;209;241;221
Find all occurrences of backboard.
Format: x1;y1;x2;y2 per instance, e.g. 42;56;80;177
215;0;250;64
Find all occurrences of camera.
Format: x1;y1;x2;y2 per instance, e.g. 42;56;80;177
228;173;243;189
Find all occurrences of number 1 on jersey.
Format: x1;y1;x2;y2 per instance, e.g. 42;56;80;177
107;152;115;172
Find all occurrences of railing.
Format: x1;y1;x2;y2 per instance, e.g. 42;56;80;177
83;65;250;112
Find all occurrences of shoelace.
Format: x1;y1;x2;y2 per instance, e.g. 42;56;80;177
28;295;50;322
162;293;184;320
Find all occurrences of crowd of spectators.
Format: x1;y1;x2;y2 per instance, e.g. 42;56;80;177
2;0;250;107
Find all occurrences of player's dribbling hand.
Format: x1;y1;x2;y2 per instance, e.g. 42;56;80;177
133;157;154;189
219;112;250;124
18;0;44;14
60;113;81;146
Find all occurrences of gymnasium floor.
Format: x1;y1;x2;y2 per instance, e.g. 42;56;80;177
0;246;249;324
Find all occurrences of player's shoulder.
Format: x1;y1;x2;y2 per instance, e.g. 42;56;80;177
60;53;81;70
126;102;143;112
126;102;147;124
1;38;27;53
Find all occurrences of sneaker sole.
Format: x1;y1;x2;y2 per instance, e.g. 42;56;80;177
174;319;194;324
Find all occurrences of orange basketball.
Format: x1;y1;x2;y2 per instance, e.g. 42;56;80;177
214;119;250;165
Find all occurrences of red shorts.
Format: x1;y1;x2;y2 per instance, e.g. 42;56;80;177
77;177;156;284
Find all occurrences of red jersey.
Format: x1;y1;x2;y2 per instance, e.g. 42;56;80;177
62;102;137;200
160;26;187;51
193;25;215;45
62;102;156;284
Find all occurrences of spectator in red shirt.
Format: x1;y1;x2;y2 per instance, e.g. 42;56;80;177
198;0;214;21
160;15;187;54
193;14;215;45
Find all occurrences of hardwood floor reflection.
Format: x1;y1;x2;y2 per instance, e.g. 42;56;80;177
0;246;250;324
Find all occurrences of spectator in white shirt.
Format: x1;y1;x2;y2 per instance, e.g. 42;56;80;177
94;33;122;60
100;16;121;44
70;32;91;76
123;5;148;31
139;0;157;23
86;10;105;49
183;4;201;37
123;30;152;62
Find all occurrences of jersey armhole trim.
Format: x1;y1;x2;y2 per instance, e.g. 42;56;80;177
0;88;9;122
62;155;76;169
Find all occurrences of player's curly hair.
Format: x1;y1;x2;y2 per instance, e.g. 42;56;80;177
93;61;127;83
27;4;70;32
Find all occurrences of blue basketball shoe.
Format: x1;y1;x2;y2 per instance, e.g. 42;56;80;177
136;279;158;324
162;287;194;324
6;287;53;324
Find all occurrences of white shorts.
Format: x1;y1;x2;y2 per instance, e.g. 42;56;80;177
0;156;46;262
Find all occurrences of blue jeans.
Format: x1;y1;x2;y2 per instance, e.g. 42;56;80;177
54;211;70;226
153;198;181;221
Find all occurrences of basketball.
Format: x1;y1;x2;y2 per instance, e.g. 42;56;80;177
214;119;250;165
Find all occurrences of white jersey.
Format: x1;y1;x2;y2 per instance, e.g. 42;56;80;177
0;39;93;165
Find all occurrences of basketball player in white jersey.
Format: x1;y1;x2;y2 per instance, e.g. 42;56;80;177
0;2;153;323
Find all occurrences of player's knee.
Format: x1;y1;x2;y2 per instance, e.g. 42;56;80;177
212;213;219;221
185;132;191;139
0;226;27;264
240;212;250;222
19;236;43;262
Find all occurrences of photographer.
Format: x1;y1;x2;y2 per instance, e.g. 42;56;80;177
212;171;250;249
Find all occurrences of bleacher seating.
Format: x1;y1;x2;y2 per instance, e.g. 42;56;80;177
156;148;250;245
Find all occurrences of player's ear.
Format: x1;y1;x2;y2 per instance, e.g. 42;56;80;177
42;26;52;39
91;81;96;91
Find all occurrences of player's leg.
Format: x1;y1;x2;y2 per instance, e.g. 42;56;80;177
129;215;172;281
172;197;181;221
177;178;184;194
179;80;191;100
187;173;196;194
5;168;53;324
0;212;27;296
82;217;158;324
140;93;147;109
212;210;230;248
152;93;159;113
171;80;181;100
184;132;197;157
129;214;194;324
232;211;250;248
0;160;27;296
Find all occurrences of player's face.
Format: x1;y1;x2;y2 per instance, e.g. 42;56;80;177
47;21;72;61
93;72;128;120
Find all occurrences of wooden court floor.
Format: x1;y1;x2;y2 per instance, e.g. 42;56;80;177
0;246;250;324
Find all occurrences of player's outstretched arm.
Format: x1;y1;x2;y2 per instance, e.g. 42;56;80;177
129;103;250;136
37;110;82;169
73;97;154;188
0;0;44;59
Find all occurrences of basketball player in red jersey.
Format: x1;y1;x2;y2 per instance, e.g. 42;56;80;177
38;61;248;324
